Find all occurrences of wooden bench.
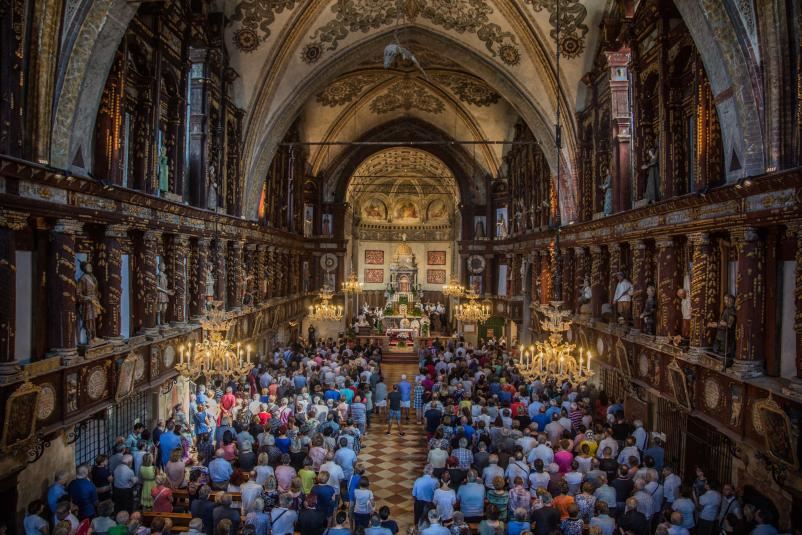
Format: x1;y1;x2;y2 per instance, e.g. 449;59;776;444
142;511;192;532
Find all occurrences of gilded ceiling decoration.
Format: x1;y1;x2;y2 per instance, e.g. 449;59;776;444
303;0;520;66
430;73;500;107
316;72;392;106
526;0;589;59
368;79;445;114
228;0;301;52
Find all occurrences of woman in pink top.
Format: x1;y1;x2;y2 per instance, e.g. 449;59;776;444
554;439;574;473
165;448;186;488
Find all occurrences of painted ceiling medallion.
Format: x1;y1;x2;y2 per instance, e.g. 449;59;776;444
306;0;519;65
704;378;721;410
526;0;589;59
36;383;56;421
228;0;301;52
369;80;445;114
316;73;391;106
86;366;108;401
430;73;500;106
638;353;649;377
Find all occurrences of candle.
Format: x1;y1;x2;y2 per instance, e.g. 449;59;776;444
247;345;252;363
559;356;564;374
579;355;583;375
539;352;544;373
179;345;184;365
587;351;592;373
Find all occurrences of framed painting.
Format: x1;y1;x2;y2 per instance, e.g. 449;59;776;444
115;354;139;402
427;269;446;284
755;397;799;468
364;269;384;283
1;381;41;452
427;251;447;265
364;250;385;265
469;275;483;295
668;359;692;411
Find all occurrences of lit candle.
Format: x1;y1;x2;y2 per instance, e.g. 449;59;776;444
579;355;583;375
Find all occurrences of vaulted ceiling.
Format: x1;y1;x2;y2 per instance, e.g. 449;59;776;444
216;0;610;219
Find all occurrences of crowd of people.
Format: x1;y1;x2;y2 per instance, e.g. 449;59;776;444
408;341;781;535
22;336;785;535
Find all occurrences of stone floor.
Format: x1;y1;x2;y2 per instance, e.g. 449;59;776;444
358;362;424;532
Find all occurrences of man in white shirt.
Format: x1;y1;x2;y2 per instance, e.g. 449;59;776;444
613;271;633;322
481;455;504;489
528;435;555;466
597;428;619;459
718;483;743;523
239;471;264;513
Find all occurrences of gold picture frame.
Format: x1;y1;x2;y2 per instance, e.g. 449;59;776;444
1;380;42;452
614;339;632;380
755;396;799;469
667;359;692;411
115;353;139;402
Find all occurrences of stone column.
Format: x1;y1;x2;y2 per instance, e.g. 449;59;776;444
256;244;267;304
608;242;622;306
573;247;586;313
210;238;226;307
530;251;541;304
655;237;678;339
732;227;764;377
135;230;161;337
98;224;127;343
244;244;257;305
47;219;82;362
189;237;211;320
483;255;494;297
630;240;648;331
590;246;605;319
0;210;27;380
227;241;244;309
169;235;190;326
689;232;714;348
560;249;573;306
541;250;553;305
794;225;802;379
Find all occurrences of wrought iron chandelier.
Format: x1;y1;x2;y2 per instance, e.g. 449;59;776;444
455;290;490;323
519;301;593;385
442;277;465;297
341;271;363;295
176;302;253;383
308;286;344;321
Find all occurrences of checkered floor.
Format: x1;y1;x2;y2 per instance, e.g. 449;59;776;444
360;363;425;531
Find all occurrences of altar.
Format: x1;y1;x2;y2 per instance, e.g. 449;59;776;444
379;239;431;349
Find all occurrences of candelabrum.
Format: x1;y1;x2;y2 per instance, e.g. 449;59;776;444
518;301;594;385
455;290;491;323
341;271;362;319
442;277;465;298
175;301;253;384
308;286;344;321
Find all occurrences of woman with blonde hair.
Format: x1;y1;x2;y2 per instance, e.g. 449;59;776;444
139;453;156;509
151;474;173;513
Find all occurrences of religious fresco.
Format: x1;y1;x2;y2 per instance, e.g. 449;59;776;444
362;198;388;221
393;200;420;221
426;199;448;221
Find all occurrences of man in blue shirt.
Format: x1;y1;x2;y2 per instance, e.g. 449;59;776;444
455;471;485;521
47;471;69;522
411;465;437;526
208;449;234;490
68;465;98;519
334;437;357;482
158;422;181;466
644;433;666;471
397;375;412;420
125;423;144;451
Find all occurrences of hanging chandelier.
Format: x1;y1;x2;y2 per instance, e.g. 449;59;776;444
308;286;344;321
341;271;363;295
518;301;593;385
455;290;491;323
442;277;465;297
176;302;253;384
